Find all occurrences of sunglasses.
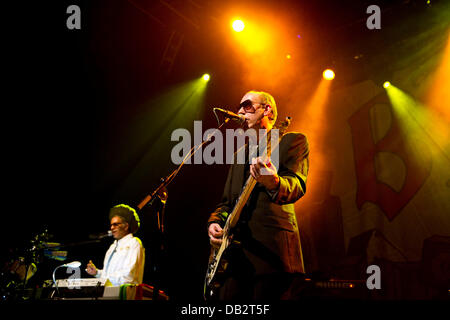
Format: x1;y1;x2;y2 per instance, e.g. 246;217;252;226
238;99;265;113
110;222;124;227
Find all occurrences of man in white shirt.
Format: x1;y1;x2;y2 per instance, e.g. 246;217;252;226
86;204;145;286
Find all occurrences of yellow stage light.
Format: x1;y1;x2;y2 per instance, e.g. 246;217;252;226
383;81;391;88
202;74;210;82
232;20;245;32
323;69;335;80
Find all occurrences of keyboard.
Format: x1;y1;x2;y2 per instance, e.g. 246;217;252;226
54;278;110;288
47;278;119;299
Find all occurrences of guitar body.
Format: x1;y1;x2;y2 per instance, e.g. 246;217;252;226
204;175;256;300
204;226;245;299
204;245;230;299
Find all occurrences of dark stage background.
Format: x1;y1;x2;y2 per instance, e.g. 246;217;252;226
3;0;449;301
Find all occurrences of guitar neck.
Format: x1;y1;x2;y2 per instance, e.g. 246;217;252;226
225;175;257;230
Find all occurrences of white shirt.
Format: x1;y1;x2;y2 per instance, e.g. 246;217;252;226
96;233;145;286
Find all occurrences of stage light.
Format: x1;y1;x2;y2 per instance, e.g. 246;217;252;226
286;54;291;59
202;74;210;82
383;81;391;88
232;20;245;32
323;69;335;80
385;83;448;171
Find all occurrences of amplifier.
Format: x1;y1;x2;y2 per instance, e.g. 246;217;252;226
308;279;366;289
289;277;370;299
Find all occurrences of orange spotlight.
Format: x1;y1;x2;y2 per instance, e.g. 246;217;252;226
323;69;335;80
291;78;332;200
425;34;450;122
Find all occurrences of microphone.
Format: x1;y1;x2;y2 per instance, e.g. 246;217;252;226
88;230;112;240
213;108;246;125
62;261;82;268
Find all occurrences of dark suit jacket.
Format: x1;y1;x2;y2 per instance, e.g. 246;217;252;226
208;132;309;275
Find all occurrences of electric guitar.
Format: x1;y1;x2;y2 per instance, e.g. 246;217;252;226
204;117;291;300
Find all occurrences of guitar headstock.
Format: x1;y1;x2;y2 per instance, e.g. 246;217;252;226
275;116;292;136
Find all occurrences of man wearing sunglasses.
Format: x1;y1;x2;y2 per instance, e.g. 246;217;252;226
86;204;145;286
207;91;309;300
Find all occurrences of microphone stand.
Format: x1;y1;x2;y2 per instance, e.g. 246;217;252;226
137;118;231;210
151;190;167;300
136;117;234;299
57;239;106;248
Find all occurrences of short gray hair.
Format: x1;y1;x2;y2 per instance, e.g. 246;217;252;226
247;90;277;123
